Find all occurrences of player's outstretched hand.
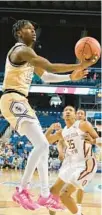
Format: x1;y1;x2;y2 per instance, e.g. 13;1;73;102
70;69;89;81
80;54;99;69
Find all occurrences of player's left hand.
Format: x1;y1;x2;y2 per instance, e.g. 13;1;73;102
70;69;89;81
84;133;94;144
80;54;100;69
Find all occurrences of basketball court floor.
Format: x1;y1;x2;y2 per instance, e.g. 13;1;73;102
0;169;101;215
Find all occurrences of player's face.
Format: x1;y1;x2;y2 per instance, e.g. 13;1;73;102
63;106;76;121
18;22;36;44
76;110;86;120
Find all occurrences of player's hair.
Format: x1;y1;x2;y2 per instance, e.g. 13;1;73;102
64;105;76;112
12;19;30;40
77;108;86;116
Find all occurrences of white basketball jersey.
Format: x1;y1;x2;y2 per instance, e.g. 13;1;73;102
62;120;91;163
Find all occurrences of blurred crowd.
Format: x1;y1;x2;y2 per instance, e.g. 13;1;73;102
0;130;61;171
0;132;33;170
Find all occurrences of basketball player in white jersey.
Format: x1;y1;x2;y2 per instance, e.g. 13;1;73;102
48;108;98;215
46;106;101;214
75;108;97;215
0;19;99;211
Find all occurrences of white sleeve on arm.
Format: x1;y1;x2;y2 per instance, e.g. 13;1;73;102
41;71;71;83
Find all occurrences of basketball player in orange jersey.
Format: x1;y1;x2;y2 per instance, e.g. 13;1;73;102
46;106;101;215
0;19;99;211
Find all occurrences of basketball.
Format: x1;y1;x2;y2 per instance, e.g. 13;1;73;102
75;37;101;61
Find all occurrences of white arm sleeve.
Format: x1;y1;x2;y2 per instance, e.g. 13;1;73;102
41;71;71;83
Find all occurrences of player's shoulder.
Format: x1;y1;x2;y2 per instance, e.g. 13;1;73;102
79;120;93;132
11;42;26;50
80;120;91;127
8;42;27;56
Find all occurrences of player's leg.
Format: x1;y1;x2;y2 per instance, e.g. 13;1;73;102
73;158;97;215
60;183;77;214
76;189;84;215
76;158;97;215
19;120;49;190
76;189;84;204
1;96;64;210
37;156;63;210
50;177;65;196
37;152;49;198
49;210;56;215
13;120;49;210
51;186;84;215
48;178;65;214
57;162;86;214
48;177;67;211
13;120;63;210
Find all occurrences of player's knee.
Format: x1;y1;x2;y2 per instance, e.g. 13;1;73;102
60;184;75;198
60;189;70;200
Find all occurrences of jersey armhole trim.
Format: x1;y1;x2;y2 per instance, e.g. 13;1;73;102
8;44;27;67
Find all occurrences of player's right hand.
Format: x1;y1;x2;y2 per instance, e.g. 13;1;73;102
81;54;99;69
71;69;89;81
50;123;62;131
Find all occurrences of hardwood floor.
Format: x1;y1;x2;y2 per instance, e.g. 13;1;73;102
0;169;101;215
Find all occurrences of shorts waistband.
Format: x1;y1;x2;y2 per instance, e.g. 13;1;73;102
3;89;27;98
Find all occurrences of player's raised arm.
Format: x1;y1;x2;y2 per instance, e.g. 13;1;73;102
57;139;66;161
45;123;62;144
14;46;98;73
